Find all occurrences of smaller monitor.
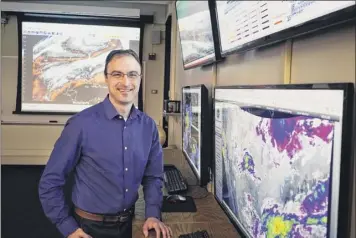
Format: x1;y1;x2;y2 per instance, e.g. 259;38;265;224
176;1;216;70
182;84;211;186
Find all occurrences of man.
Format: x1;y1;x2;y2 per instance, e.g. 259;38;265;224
39;49;172;238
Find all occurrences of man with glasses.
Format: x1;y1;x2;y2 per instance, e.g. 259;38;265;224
39;49;172;238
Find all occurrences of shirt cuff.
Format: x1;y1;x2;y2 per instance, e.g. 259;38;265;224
56;216;79;238
145;204;162;221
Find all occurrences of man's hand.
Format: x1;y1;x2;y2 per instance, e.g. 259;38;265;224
68;228;92;238
143;217;172;238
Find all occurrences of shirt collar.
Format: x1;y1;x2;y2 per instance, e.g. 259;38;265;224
103;95;141;120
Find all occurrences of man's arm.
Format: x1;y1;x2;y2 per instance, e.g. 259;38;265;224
142;122;164;220
38;117;82;237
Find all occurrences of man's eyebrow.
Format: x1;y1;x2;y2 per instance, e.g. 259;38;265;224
108;70;140;74
107;70;121;73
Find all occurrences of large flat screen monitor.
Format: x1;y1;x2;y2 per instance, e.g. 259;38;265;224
17;15;141;114
176;1;216;70
182;84;211;186
214;83;354;238
216;1;356;56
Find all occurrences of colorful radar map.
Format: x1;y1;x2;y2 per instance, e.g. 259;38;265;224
218;104;334;238
183;90;201;174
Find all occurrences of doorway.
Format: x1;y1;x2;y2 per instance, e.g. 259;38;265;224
162;15;172;148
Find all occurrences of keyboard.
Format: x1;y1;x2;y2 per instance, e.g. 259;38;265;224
163;165;188;194
179;230;210;238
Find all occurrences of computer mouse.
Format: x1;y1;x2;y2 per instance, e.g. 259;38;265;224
166;194;187;203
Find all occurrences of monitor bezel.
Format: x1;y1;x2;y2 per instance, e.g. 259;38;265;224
214;1;356;57
182;84;211;187
175;0;217;70
213;83;355;238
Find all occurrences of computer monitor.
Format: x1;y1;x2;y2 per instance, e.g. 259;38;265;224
214;83;355;238
182;84;211;186
175;1;216;70
215;1;356;56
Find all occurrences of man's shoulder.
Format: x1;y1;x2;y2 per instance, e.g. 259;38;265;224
66;103;102;125
138;111;157;129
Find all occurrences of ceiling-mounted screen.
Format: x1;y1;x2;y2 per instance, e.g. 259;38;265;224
176;1;216;70
214;83;355;238
19;19;140;114
216;1;356;56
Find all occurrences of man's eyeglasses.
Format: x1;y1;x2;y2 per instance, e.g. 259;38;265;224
106;71;141;80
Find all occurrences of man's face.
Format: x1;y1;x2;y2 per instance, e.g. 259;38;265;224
105;55;141;105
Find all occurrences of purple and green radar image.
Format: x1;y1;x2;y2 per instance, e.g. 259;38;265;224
220;106;334;238
183;92;201;174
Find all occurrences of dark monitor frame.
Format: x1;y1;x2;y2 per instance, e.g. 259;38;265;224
9;12;146;115
182;84;211;187
175;0;222;70
213;83;355;238
214;2;356;57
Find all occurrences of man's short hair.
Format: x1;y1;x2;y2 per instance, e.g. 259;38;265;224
104;49;141;76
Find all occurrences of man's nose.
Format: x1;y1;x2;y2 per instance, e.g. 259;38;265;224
121;75;130;86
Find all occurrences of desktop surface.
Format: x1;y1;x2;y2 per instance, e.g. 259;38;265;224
132;149;240;238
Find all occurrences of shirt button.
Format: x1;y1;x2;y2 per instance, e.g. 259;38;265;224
119;116;122;119
125;189;128;192
124;126;126;129
125;168;128;171
125;147;127;150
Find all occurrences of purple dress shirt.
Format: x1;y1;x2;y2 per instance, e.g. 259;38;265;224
38;96;164;237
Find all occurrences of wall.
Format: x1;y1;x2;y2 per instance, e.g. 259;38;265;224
142;23;166;126
1;2;167;164
167;4;216;148
168;2;355;237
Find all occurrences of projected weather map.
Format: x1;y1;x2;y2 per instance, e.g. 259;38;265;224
21;22;140;113
215;88;344;238
182;87;201;176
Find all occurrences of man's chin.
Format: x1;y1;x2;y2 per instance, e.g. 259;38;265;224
109;93;134;105
117;96;134;105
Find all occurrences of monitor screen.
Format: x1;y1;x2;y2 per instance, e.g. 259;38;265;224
176;1;216;70
20;21;140;113
214;85;353;237
182;86;202;178
216;1;356;55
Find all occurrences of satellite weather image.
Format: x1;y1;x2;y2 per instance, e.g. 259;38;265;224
218;103;334;238
177;1;215;66
31;35;123;104
183;90;201;174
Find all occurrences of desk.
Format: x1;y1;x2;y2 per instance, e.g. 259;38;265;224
132;149;241;238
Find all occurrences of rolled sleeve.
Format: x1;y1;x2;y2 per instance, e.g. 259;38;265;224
38;116;83;237
142;121;164;220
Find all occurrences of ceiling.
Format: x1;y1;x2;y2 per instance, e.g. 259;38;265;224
115;1;170;5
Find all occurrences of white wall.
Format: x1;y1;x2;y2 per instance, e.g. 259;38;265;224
1;2;167;164
142;23;166;126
